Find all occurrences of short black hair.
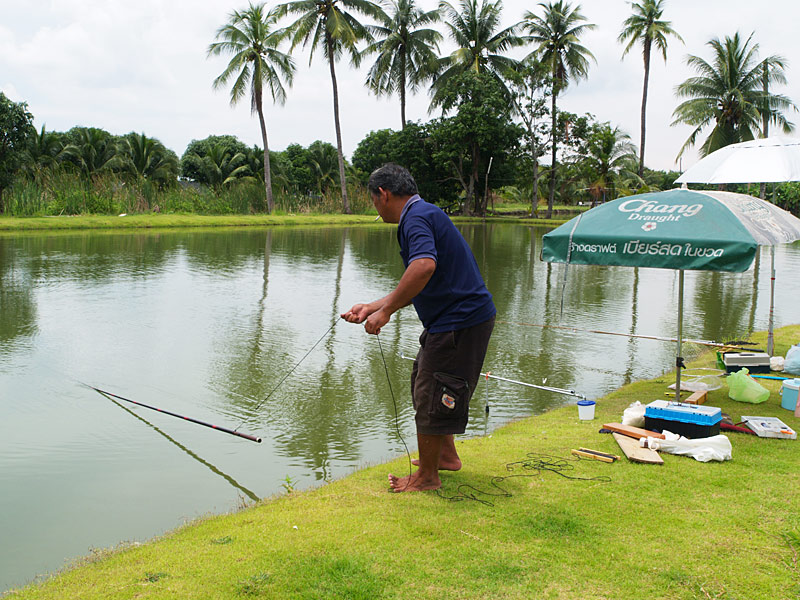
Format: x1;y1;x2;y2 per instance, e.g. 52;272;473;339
367;163;418;197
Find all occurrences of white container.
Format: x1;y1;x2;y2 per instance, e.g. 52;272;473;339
577;400;596;420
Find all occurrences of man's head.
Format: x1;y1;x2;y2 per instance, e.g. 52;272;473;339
367;163;418;198
368;163;418;223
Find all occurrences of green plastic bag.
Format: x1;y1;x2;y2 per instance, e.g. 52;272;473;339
727;368;769;404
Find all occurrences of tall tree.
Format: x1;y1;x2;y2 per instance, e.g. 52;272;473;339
362;0;442;129
523;1;595;219
672;32;795;159
618;0;683;177
430;71;523;216
208;2;295;213
758;56;789;198
0;93;35;212
276;0;386;213
430;0;524;109
508;60;550;217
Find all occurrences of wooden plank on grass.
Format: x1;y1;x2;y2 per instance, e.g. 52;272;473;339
612;433;664;464
603;422;665;440
684;390;707;405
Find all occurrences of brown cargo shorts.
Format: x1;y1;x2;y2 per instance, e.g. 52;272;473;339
410;316;495;435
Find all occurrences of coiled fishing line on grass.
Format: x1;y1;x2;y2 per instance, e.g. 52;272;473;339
435;453;612;507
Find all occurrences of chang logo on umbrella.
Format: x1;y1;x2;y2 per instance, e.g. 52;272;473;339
618;198;703;223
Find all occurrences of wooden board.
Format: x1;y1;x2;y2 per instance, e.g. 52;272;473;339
603;422;665;440
684;390;708;405
612;433;664;464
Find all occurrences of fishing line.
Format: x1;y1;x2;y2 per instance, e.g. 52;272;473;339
496;319;756;349
436;452;611;507
559;211;584;320
376;333;413;489
233;320;338;432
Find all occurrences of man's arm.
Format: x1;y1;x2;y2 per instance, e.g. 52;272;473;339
341;257;436;334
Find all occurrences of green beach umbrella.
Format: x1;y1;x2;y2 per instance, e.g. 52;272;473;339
541;189;800;395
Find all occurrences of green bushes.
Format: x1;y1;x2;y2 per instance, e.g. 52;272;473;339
3;171;375;216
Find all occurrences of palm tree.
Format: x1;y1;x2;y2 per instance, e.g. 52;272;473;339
21;125;65;176
523;1;595;219
583;123;639;202
61;127;121;178
201;143;246;189
431;0;524;110
119;133;178;186
276;0;386;213
672;32;795;159
618;0;683;177
362;0;442;129
208;2;295;213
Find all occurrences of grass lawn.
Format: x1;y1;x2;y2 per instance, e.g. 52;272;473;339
8;325;800;599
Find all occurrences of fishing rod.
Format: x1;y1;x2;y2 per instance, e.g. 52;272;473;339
82;383;262;443
496;320;756;349
399;355;586;400
101;391;260;501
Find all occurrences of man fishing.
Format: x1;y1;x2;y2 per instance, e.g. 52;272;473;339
341;163;495;492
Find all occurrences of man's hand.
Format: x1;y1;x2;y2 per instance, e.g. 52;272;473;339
341;302;389;335
364;308;390;335
341;303;376;324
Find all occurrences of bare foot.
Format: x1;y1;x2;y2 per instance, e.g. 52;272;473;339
388;470;441;493
411;457;462;471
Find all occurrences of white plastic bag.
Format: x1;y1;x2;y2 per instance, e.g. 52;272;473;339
621;401;645;427
785;344;800;375
646;432;732;462
770;356;785;372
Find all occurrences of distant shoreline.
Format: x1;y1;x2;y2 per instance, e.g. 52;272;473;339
0;213;569;232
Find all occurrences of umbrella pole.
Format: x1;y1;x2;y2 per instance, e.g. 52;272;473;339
768;245;776;356
675;270;685;397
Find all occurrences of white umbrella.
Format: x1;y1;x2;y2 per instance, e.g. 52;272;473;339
676;136;800;184
676;136;800;355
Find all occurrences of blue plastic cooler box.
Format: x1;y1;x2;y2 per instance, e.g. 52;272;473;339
644;400;722;438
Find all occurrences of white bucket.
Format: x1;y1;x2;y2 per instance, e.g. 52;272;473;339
577;400;596;420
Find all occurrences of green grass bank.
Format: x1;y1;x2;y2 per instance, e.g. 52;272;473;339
7;325;800;599
0;212;570;233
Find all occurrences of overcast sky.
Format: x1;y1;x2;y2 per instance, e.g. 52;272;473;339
1;0;798;172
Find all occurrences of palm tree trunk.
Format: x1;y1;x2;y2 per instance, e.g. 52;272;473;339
547;86;558;219
639;40;651;179
255;91;274;213
326;33;351;214
760;67;769;200
400;51;407;130
530;147;539;218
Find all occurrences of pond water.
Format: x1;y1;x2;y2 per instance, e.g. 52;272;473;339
1;224;798;592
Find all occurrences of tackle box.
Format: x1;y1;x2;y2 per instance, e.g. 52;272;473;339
644;400;722;438
722;351;770;374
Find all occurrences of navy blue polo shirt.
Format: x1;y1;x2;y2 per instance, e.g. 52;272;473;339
397;196;495;333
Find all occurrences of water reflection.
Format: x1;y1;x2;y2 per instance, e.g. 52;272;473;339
1;225;799;593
